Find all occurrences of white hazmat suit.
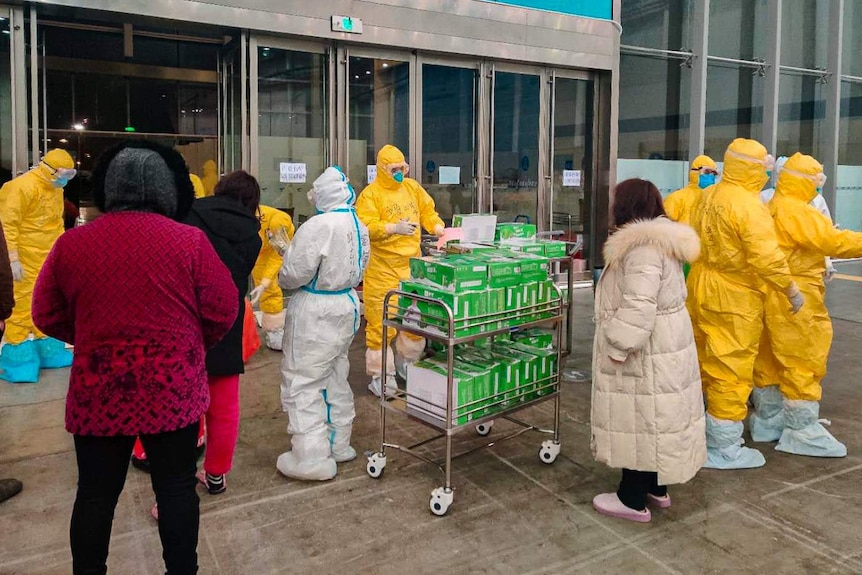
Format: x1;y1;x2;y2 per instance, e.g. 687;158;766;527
276;167;370;481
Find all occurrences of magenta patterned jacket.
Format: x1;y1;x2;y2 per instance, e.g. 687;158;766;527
32;211;239;436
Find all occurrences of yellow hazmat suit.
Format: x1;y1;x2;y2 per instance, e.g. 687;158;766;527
356;145;444;388
252;205;295;350
664;155;718;224
191;174;207;199
687;138;799;469
749;153;862;457
202;160;218;197
0;149;76;383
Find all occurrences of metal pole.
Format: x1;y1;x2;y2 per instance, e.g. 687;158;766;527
689;0;709;159
763;0;782;155
823;0;844;219
29;8;39;166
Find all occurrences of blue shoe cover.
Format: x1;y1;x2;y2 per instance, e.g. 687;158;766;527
704;414;766;470
35;337;73;369
0;341;41;383
776;400;847;458
750;385;784;443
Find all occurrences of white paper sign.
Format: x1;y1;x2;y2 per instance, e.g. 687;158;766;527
439;166;461;185
562;169;582;187
279;162;307;184
367;165;377;183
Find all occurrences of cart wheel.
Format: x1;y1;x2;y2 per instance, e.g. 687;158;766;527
539;440;561;464
366;452;387;479
476;421;494;436
430;487;454;516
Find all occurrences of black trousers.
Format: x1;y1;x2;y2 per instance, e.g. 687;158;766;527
71;423;200;575
617;468;668;511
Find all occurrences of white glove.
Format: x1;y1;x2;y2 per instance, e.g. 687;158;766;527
385;220;418;236
267;227;291;256
824;258;836;283
10;261;23;282
433;224;445;237
785;282;804;315
249;278;271;305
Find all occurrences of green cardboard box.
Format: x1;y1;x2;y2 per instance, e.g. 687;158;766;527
409;256;488;291
399;281;490;338
490;343;536;403
428;356;494;417
510;343;558;399
495;222;537;242
460;348;519;407
507;241;546;256
505;252;551;282
474;254;523;288
512;328;554;349
539;240;568;258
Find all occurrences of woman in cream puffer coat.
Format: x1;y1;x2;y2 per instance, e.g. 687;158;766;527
591;178;706;523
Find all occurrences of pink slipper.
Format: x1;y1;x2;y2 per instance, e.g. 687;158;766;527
151;504;158;521
592;493;651;523
647;493;672;509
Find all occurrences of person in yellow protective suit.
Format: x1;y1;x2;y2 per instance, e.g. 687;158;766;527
664;154;719;225
249;205;295;350
190;173;207;199
201;160;218;197
749;153;862;457
0;149;77;383
687;138;803;470
356;145;445;397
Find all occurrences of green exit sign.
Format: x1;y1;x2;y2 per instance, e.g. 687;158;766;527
331;15;363;34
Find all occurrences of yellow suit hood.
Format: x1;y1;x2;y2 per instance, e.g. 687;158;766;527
775;153;821;205
688;154;717;187
375;145;409;191
721;138;770;194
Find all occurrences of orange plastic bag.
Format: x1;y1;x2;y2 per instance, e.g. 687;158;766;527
242;299;261;363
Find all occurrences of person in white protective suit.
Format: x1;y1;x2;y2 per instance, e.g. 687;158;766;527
761;155;837;281
275;167;370;481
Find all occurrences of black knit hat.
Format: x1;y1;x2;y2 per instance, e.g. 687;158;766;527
91;140;195;221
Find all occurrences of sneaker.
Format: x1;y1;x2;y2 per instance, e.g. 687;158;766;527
196;470;227;495
592;493;651;523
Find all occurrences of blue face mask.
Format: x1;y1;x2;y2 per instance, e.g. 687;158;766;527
54;176;71;188
816;187;822;195
766;170;773;179
393;172;404;184
698;173;716;189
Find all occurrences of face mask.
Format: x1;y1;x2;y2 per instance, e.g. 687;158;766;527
698;173;716;189
54;176;71;188
393;172;404;184
766;170;773;179
816;187;822;195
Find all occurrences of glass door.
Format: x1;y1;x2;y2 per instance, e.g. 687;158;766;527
218;35;246;174
420;61;478;224
490;68;542;224
549;73;594;261
344;48;411;191
254;41;329;223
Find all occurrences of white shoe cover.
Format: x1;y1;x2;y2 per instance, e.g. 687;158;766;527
367;375;398;398
265;329;284;351
276;450;337;481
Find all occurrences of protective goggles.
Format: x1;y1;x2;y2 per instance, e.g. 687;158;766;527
726;150;775;172
384;162;409;177
781;167;827;188
43;162;77;181
691;165;719;176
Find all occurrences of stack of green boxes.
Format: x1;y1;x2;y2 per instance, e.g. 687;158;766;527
399;220;563;425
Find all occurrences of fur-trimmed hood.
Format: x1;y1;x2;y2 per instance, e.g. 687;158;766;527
603;217;700;265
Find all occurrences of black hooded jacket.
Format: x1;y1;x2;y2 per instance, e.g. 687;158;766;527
185;195;262;375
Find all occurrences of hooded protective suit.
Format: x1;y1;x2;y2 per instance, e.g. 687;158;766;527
191;174;207;199
201;160;218;197
687;138;799;469
356;145;444;394
0;149;76;383
749;153;862;457
251;205;296;350
664;155;717;224
276;167;370;481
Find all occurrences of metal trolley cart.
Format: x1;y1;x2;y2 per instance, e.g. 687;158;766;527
365;278;566;516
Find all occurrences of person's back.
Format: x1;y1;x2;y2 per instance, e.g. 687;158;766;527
39;211;235;434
